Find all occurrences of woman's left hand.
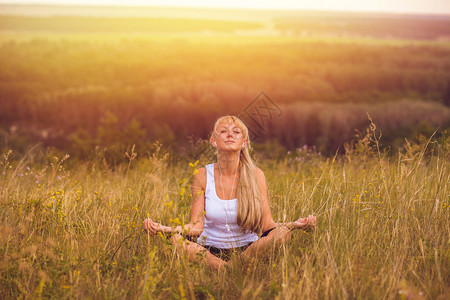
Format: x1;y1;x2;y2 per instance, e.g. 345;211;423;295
293;215;316;229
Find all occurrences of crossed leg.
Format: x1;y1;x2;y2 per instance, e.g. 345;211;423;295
242;226;291;258
168;226;291;270
169;234;227;270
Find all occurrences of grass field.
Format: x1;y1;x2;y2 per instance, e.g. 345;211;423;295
1;5;449;298
0;128;449;299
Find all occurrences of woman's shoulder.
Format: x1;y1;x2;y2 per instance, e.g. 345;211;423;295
192;166;207;190
196;166;207;177
254;167;267;187
255;167;265;178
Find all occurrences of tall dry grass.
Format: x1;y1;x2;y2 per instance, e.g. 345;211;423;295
0;130;449;299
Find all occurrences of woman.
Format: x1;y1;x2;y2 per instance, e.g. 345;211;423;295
143;115;316;270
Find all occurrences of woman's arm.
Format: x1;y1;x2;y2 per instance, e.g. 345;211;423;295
184;167;206;236
142;220;203;236
276;215;316;230
256;168;316;233
256;168;278;232
143;167;206;237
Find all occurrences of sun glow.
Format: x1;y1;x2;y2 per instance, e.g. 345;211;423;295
1;0;450;15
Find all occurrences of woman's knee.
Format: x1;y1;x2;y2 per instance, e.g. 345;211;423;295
273;226;291;243
169;233;184;246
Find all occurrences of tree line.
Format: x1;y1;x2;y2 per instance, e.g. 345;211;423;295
0;35;449;161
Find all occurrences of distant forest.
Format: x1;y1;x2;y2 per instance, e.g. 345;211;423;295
1;8;450;39
274;14;450;40
0;10;449;162
0;15;262;33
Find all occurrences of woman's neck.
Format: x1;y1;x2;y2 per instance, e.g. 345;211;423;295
217;151;240;176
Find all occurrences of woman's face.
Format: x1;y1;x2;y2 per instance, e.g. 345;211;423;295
213;122;246;150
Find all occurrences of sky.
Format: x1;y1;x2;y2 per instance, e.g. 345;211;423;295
1;0;450;15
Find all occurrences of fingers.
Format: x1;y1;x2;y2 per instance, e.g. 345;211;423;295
306;215;317;227
297;217;307;223
143;218;159;235
150;222;159;234
143;218;152;231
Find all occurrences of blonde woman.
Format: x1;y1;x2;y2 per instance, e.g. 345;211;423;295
143;115;316;270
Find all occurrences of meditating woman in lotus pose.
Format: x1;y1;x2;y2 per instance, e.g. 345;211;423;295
143;115;316;270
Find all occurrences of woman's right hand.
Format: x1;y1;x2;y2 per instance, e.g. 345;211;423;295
143;218;160;236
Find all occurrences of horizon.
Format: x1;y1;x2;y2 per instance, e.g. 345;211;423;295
1;0;450;16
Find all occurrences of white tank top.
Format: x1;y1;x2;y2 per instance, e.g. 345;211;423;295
197;163;259;249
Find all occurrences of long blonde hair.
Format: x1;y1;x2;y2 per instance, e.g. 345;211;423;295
211;116;263;235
